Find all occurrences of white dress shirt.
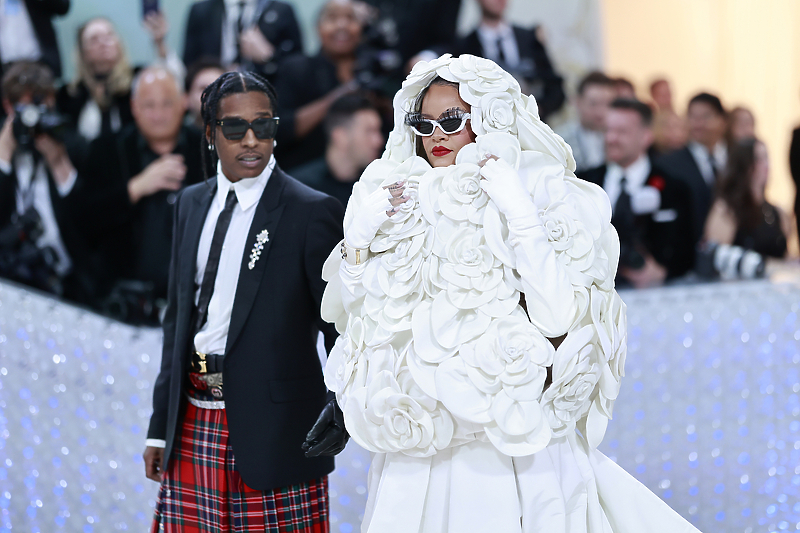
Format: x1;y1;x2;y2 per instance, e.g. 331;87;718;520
0;154;76;276
221;0;257;65
476;22;520;68
688;141;727;186
193;155;275;356
0;0;41;64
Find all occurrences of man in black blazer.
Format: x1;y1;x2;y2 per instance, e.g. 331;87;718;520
0;61;93;303
0;0;69;82
656;92;727;246
183;0;302;81
579;99;695;288
454;0;565;122
73;67;205;320
144;72;346;531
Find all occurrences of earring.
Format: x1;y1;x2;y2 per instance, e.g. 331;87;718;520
208;143;214;151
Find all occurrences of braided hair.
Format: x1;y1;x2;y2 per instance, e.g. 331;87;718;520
199;71;279;181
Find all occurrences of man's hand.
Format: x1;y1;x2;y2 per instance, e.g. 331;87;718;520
143;446;164;482
144;11;170;59
302;399;349;457
619;254;667;289
239;27;275;64
0;114;16;164
34;135;75;186
128;154;186;204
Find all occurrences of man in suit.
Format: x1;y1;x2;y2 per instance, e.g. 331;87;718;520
143;71;347;531
579;98;695;288
0;61;93;302
292;92;384;208
454;0;565;122
556;71;616;173
183;0;302;82
656;92;727;246
789;125;800;240
0;0;69;107
75;67;204;322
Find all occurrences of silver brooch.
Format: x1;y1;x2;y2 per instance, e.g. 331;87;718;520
248;229;269;270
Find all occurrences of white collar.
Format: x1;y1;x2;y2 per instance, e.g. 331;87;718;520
477;21;513;40
688;140;726;162
215;154;275;212
224;0;254;7
607;154;651;189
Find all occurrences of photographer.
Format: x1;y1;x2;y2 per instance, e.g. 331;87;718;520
579;99;695;289
0;61;93;301
73;66;204;324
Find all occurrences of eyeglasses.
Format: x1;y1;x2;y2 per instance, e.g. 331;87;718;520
405;112;471;136
215;117;280;140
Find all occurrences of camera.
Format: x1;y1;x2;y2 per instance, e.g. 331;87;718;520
0;207;62;295
102;280;166;325
12;103;68;150
695;242;765;280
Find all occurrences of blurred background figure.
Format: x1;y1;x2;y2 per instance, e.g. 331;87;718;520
56;15;183;151
182;0;302;82
0;0;70;108
726;105;755;145
579;98;695;288
705;137;788;259
556;71;616;172
0;61;92;302
273;0;373;171
454;0;565;122
652;110;688;157
184;58;225;128
656;92;727;247
791;112;800;240
613;76;636;99
649;77;673;112
74;66;204;324
292;92;384;208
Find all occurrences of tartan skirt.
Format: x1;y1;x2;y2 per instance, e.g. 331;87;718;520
151;401;329;532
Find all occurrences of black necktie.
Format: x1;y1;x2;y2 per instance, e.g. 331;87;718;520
612;176;635;229
234;0;247;63
195;188;238;334
496;37;506;65
708;153;719;181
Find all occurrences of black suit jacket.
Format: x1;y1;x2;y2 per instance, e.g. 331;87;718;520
789;127;800;236
147;166;344;491
454;26;565;121
655;146;712;246
579;161;696;279
183;0;302;79
0;0;68;76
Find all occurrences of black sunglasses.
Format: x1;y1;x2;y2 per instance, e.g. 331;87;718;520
215;117;280;140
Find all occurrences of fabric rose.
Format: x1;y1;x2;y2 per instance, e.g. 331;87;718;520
541;325;601;437
323;317;367;398
345;368;454;457
434;310;554;456
477;92;517;134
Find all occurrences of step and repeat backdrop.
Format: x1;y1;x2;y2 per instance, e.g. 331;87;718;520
0;277;799;533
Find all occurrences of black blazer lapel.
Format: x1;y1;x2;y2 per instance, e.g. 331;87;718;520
225;167;288;354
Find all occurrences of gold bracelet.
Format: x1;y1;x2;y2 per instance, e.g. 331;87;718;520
340;241;369;266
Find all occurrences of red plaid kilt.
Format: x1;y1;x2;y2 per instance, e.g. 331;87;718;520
151;401;329;532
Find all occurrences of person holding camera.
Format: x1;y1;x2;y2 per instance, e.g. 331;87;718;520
578;98;695;288
0;61;94;301
72;66;205;323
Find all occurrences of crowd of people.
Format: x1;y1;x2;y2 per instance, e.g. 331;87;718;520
0;0;796;325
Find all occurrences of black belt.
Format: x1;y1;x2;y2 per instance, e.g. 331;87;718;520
190;351;224;373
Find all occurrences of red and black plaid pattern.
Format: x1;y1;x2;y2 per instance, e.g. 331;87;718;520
151;402;329;532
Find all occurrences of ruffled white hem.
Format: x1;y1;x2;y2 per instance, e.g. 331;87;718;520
361;437;700;533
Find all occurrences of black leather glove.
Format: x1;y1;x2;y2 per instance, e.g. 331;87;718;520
302;398;349;457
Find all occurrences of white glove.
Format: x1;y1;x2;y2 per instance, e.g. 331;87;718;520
345;181;410;249
479;157;540;224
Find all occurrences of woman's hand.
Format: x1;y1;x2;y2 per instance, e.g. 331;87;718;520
345;181;412;249
479;155;537;223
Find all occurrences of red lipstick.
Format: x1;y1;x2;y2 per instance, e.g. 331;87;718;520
431;146;452;157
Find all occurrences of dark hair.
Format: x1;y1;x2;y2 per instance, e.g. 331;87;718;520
185;57;224;93
614;77;635;93
199;71;279;180
716;137;762;229
688;92;725;116
323;92;377;138
577;71;614;96
1;61;55;105
609;98;653;126
408;77;463;160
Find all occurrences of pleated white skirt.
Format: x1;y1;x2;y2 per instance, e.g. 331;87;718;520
361;435;701;533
